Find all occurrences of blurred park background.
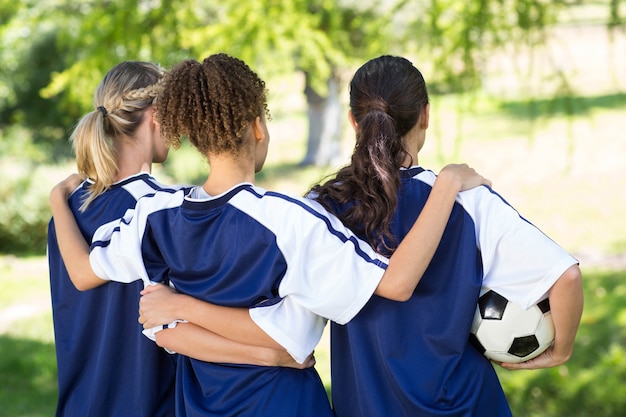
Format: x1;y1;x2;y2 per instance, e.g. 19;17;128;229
1;0;625;416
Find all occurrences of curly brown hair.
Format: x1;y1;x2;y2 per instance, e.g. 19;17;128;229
156;53;270;156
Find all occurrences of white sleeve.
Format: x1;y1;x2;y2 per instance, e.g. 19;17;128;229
238;193;387;362
249;230;384;364
460;187;578;309
89;190;184;286
89;208;151;285
250;297;328;364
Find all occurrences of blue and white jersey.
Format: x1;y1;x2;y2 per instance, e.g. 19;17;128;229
323;166;578;417
89;183;387;417
47;173;180;417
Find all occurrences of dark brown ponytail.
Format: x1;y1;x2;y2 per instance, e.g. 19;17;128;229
310;56;429;255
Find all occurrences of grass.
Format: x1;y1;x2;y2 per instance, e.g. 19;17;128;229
0;256;56;416
2;258;626;416
0;335;57;417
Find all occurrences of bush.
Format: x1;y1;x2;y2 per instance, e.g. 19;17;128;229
498;269;626;416
0;158;70;255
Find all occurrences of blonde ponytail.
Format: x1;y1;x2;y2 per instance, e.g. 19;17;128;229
70;61;164;211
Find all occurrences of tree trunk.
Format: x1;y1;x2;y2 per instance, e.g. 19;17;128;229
300;71;343;167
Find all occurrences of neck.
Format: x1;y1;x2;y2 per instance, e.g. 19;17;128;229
113;113;159;181
401;125;425;167
203;153;255;196
114;139;153;181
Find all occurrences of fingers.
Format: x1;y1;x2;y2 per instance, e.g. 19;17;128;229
140;282;167;295
480;176;492;188
498;350;555;371
137;313;152;329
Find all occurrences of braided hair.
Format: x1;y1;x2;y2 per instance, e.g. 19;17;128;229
71;61;164;211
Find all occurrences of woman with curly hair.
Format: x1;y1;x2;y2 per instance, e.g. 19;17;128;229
50;53;489;416
49;59;315;417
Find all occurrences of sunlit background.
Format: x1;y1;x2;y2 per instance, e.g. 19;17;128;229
1;1;625;416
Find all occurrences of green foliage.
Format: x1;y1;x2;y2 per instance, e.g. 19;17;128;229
0;335;57;417
44;0;194;110
497;269;626;416
0;4;70;147
159;142;209;186
400;0;562;93
0;0;621;160
176;0;391;94
0;158;65;255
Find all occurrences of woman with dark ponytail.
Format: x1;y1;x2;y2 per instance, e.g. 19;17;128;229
311;55;583;417
312;56;429;256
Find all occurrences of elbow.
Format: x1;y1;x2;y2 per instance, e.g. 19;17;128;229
72;278;96;292
73;283;91;292
70;275;101;292
154;332;167;348
567;264;583;288
390;288;414;302
155;329;176;350
68;268;107;291
376;282;414;302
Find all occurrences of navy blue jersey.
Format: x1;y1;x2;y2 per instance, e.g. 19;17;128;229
48;173;179;417
324;167;577;417
90;183;389;417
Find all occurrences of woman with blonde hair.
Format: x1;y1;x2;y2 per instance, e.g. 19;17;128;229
47;61;179;417
48;60;300;417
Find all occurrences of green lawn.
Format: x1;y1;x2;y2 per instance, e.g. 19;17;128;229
1;257;625;416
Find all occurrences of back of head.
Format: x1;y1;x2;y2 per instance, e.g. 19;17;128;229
313;55;429;255
157;53;269;157
349;55;428;143
71;61;164;211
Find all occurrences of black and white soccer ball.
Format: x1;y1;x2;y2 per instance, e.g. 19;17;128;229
470;288;554;363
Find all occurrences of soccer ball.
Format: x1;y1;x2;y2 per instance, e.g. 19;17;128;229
470;288;554;363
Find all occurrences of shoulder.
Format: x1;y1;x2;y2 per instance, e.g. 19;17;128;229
119;174;188;201
239;187;338;222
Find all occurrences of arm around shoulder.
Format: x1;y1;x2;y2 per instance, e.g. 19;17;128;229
375;164;491;301
49;174;108;291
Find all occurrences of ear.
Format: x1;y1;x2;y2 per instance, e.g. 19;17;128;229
146;105;160;127
348;110;358;131
253;116;265;142
420;104;430;129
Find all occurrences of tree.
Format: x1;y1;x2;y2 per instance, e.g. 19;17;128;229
173;0;393;166
2;0;623;164
6;0;394;165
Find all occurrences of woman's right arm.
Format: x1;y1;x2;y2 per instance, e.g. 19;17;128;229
155;322;312;368
375;164;491;301
49;174;107;291
140;283;284;350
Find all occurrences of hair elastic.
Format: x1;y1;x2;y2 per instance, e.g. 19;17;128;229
97;106;108;117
